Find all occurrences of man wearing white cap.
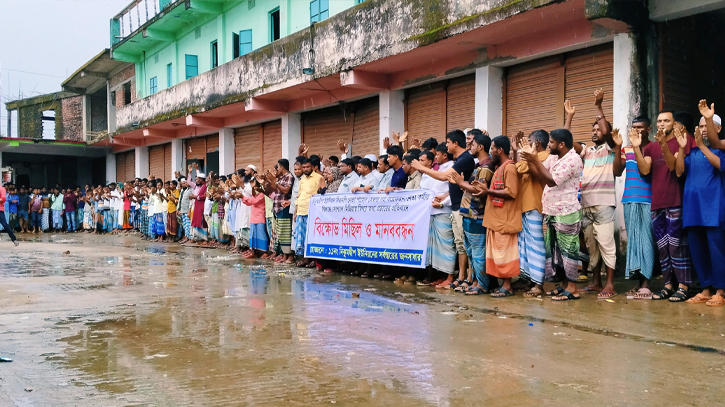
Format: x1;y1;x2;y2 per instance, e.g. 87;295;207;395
677;101;725;306
246;164;257;177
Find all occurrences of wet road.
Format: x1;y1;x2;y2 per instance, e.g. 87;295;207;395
0;234;723;406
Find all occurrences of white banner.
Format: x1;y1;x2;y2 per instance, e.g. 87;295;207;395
305;189;434;268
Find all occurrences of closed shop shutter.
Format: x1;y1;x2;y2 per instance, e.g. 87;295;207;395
262;120;282;171
504;58;563;138
564;47;614;144
163;143;172;181
206;134;219;154
149;145;165;180
125;151;135;182
302;106;352;160
186;137;206;160
660;23;693;112
116;152;126;183
446;75;475;133
406;82;446;141
351;98;379;157
235;125;262;171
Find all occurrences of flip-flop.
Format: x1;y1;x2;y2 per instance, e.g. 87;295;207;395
685;292;711;304
597;291;617;299
633;288;653;300
491;287;514;298
706;294;725;307
545;286;565;297
552;290;580;301
465;287;487;295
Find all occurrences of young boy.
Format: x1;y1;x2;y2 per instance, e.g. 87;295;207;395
17;187;30;233
29;188;43;233
7;187;18;231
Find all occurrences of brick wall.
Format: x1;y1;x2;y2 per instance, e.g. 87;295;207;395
110;64;136;108
60;95;84;141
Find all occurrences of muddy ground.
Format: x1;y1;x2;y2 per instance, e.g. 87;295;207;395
0;233;723;406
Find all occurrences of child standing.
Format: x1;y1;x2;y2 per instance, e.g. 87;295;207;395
241;179;268;259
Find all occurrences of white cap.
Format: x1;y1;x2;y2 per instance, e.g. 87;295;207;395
247;164;257;172
197;172;206;178
701;114;722;126
364;154;377;161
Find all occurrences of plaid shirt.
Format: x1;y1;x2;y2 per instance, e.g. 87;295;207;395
272;172;294;213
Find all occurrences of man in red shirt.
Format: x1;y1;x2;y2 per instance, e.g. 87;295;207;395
0;183;19;246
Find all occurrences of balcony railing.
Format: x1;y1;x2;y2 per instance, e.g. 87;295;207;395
111;0;173;45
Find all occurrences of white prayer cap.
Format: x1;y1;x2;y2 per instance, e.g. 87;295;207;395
701;114;722;126
247;164;257;172
364;154;377;161
197;172;206;178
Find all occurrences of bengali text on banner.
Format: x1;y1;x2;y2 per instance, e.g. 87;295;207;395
304;189;434;268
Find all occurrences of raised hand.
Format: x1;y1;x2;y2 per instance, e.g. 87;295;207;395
411;138;422;149
337;139;349;154
699;99;715;120
318;176;327;190
674;125;688;149
655;129;667;145
399;131;408;144
564;99;576;116
383;137;391;149
520;141;535;155
193;162;199;170
391;132;400;145
629;128;642;148
611;128;622;146
510;131;524;152
594;88;604;107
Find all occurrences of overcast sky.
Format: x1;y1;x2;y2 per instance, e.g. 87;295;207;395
0;0;129;137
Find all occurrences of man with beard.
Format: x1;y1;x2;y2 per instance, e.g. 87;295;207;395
635;109;695;302
567;90;618;299
336;158;359;193
475;136;521;297
521;128;584;301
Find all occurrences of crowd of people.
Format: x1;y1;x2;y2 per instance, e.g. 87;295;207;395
1;88;723;306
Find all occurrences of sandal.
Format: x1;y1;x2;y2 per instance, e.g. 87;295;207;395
416;279;431;286
491;287;514;298
706;294;725;307
597;291;618;300
668;287;690;302
652;287;674;300
545;286;565;297
524;286;543;298
625;287;640;296
633;288;653;300
551;290;580;301
447;279;464;290
454;280;473;292
685;292;711;304
465;286;487;295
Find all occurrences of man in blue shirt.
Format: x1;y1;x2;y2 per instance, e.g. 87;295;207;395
7;186;18;231
381;145;406;193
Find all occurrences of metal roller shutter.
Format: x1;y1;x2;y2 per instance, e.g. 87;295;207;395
351;98;379;157
163;143;172;181
660;24;693;112
564;47;614;145
206;134;219;154
116;152;126;183
446;75;475;134
149;145;165;181
125;151;135;182
235;125;262;171
302;106;352;160
406;82;446;141
262;120;282;171
504;58;563;138
186;137;206;160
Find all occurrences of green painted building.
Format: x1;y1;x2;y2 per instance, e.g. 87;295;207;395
111;0;363;99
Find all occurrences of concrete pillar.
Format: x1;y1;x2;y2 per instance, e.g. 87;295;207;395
106;153;117;184
217;13;227;65
378;90;404;155
281;113;302;160
135;146;149;178
474;65;504;136
612;32;641;245
219;127;235;175
107;80;116;133
170;138;184;176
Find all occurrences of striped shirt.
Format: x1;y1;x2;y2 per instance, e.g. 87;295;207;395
580;143;615;208
621;146;651;204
